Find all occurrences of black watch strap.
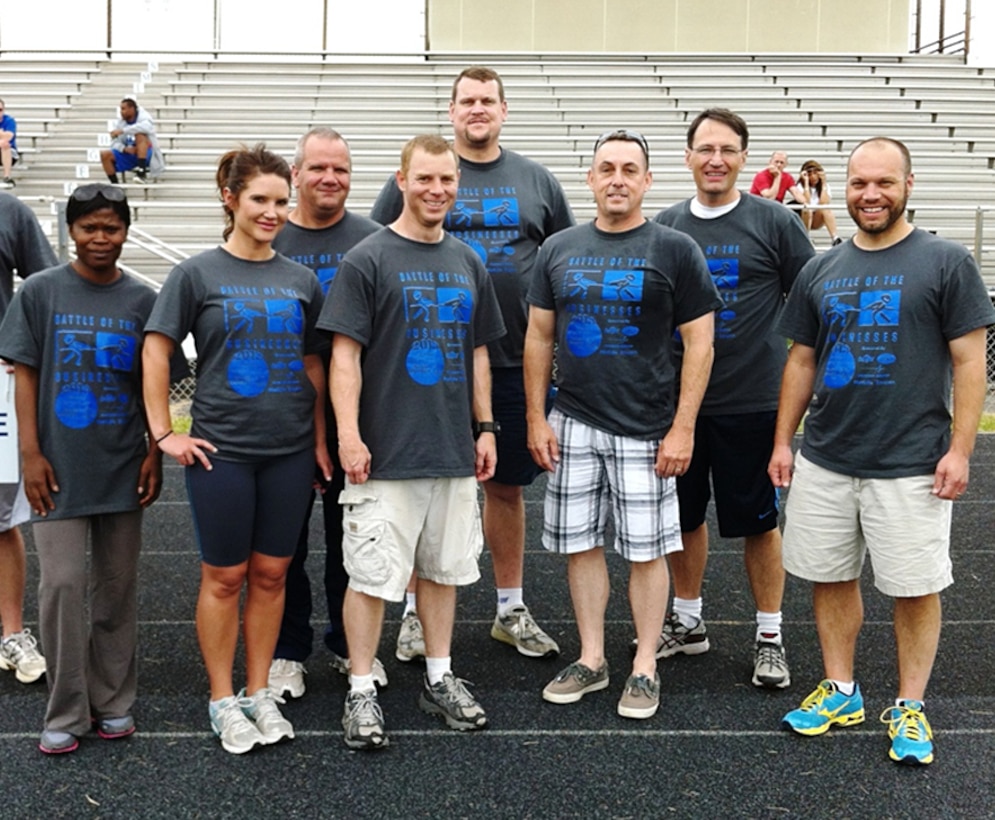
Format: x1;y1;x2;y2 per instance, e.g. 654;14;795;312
474;420;501;438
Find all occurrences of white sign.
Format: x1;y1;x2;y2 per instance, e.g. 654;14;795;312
75;164;91;179
86;148;100;162
0;370;18;483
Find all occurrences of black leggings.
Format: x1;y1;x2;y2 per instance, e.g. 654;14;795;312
186;448;314;567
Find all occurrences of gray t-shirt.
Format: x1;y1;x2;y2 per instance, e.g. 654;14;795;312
0;264;155;520
273;212;383;441
655;194;814;414
370;148;574;368
0;192;58;319
319;229;506;479
777;228;995;478
527;220;722;440
145;247;326;461
273;212;382;297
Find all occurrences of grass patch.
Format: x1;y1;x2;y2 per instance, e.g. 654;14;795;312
979;413;995;433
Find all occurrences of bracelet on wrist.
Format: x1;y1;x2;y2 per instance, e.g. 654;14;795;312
155;430;174;444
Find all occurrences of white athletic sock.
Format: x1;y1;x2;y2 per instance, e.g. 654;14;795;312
673;597;703;627
496;587;524;617
831;679;855;696
755;610;783;643
403;592;417;617
425;656;452;685
349;673;376;694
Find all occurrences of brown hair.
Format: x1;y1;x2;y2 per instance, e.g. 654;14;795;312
216;143;291;240
399;134;459;176
451;66;505;102
686;108;750;150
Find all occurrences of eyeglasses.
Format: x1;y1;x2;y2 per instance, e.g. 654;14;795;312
690;145;744;158
69;184;127;203
593;129;649;160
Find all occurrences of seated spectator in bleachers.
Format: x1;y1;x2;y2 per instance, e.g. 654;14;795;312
750;151;802;203
791;160;842;246
100;97;165;185
0;98;19;188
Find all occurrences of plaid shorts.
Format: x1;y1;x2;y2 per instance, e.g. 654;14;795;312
541;409;682;562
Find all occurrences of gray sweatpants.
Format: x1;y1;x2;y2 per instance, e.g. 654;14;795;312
33;511;142;735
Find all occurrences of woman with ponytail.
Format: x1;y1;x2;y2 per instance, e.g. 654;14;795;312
143;145;330;754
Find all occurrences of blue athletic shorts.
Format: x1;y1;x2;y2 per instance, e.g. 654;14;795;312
112;146;153;172
677;411;779;538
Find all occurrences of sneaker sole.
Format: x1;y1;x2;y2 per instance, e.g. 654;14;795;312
617;700;660;719
344;733;389;751
220;738;262;754
270;683;306;699
418;693;488;731
490;625;559;658
97;726;136;740
656;639;710;659
257;728;295;745
395;649;425;663
781;710;865;736
890;748;933;765
542;676;610;705
752;672;791;689
39;739;79;755
0;659;46;684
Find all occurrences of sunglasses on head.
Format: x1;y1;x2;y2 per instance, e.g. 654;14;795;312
593;129;650;160
69;184;127;203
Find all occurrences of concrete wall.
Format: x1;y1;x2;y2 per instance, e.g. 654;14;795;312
428;0;912;54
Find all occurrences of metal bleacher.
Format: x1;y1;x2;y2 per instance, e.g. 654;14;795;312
5;53;995;285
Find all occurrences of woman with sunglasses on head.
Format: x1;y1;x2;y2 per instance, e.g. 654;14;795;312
0;183;177;754
792;160;842;246
142;144;329;755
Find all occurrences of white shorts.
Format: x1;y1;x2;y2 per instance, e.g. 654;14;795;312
782;453;953;597
541;409;682;562
339;476;482;602
0;481;29;532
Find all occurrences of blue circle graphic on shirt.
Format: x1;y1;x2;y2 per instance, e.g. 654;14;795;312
824;342;856;388
406;340;445;385
877;353;896;365
227;350;269;397
466;239;488;264
55;383;99;429
566;315;602;357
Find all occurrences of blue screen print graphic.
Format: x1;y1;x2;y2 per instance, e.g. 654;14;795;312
821;289;901;389
54;329;138;429
224;299;305;397
564;269;643;358
402;286;473;386
708;257;739;339
316;267;337;296
446;195;521;271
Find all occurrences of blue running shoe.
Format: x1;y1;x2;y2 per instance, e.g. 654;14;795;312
881;700;934;765
782;679;865;736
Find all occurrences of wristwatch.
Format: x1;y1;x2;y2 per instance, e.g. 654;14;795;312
473;420;501;438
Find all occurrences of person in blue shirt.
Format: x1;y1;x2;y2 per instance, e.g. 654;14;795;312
0;98;19;188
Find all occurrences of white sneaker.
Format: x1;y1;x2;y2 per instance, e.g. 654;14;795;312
209;696;265;755
242;688;294;744
268;658;306;699
395;611;426;662
0;629;47;683
330;653;389;688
